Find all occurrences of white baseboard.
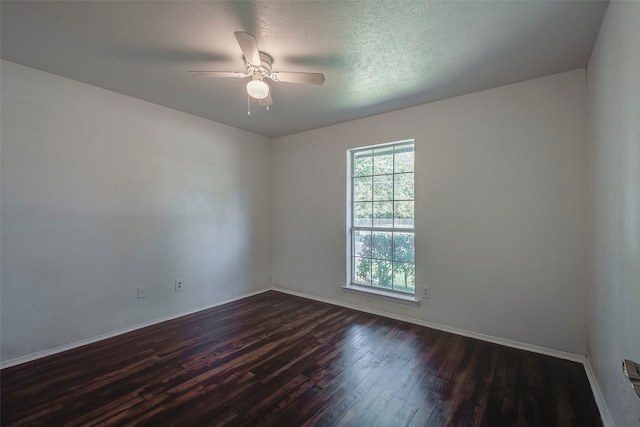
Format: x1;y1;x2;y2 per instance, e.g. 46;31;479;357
0;288;270;370
583;358;615;427
271;287;585;363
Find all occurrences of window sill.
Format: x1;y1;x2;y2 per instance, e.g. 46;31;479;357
342;284;420;306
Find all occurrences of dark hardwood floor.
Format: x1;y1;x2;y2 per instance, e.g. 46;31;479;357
1;291;602;426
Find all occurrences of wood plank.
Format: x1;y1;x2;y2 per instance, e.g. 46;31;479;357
0;291;604;426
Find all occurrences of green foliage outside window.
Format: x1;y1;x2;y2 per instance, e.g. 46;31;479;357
354;232;415;292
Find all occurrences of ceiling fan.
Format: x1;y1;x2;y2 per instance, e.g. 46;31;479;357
188;31;325;108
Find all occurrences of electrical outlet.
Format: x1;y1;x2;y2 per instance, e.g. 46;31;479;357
423;286;431;299
137;287;145;299
175;280;183;292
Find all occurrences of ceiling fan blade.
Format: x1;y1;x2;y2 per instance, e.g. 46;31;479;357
188;71;245;78
258;93;273;107
234;31;261;66
271;72;325;85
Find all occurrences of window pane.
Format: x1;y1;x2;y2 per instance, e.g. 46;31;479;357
354;230;371;258
373;202;393;228
394;173;414;200
393;262;415;292
394;146;414;173
372;260;393;289
350;141;415;294
371;231;392;260
354;202;372;227
394;201;414;228
373;175;393;201
354;177;372;201
354;150;373;177
393;233;414;262
354;257;372;285
373;147;393;175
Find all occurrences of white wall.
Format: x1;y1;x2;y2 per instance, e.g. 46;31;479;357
587;1;640;425
0;60;271;362
272;70;588;355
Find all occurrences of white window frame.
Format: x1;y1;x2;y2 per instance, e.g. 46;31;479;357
345;139;418;305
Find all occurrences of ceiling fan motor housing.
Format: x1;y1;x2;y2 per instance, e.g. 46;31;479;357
245;52;273;79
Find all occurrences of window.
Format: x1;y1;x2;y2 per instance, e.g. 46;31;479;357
347;140;415;297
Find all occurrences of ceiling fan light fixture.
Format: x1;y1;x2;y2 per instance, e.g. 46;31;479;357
246;79;270;100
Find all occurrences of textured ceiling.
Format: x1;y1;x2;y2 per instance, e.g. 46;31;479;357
1;1;607;138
